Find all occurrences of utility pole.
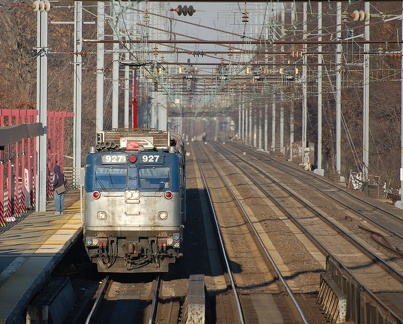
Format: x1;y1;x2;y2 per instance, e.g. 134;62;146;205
112;4;120;129
96;2;105;133
315;2;324;176
336;2;342;180
73;2;82;188
36;1;49;211
302;2;307;162
363;2;370;195
396;2;403;210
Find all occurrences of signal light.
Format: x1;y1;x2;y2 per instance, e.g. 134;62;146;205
171;5;196;16
93;191;101;200
164;191;173;199
129;155;137;163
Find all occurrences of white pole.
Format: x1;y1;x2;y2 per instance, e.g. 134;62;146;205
96;2;105;133
302;2;307;160
73;2;82;188
280;4;285;154
36;4;48;211
396;3;403;209
271;92;276;151
315;2;325;176
336;2;342;178
264;101;268;151
363;2;370;194
112;4;120;129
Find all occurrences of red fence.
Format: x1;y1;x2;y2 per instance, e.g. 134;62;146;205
0;109;74;226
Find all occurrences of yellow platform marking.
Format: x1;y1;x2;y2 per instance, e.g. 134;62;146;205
41;241;70;245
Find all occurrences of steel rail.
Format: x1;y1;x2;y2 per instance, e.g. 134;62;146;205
359;225;403;258
195;145;245;324
214;141;403;321
204;143;309;324
220;142;403;281
234;143;403;239
85;276;110;324
196;141;309;324
148;275;161;324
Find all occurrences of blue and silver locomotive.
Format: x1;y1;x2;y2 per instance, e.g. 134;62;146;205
83;129;186;272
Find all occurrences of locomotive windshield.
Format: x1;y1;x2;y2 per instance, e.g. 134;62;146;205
139;167;170;189
93;166;170;190
94;167;127;189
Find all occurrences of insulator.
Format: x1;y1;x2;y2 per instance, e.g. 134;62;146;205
44;0;50;12
351;10;359;21
351;10;369;21
32;1;39;11
182;5;188;16
389;52;400;58
242;11;249;23
38;1;45;12
188;5;195;16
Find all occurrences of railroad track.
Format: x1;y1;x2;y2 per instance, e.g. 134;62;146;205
69;274;184;324
221;141;403;266
193;141;325;323
227;141;403;244
203;140;403;322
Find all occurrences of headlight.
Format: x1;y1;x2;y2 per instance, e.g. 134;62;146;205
158;211;168;220
132;190;140;199
173;233;180;241
125;190;140;200
167;237;174;246
97;211;107;220
85;238;99;246
173;242;180;248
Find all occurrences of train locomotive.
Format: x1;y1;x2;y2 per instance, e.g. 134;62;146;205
83;129;186;273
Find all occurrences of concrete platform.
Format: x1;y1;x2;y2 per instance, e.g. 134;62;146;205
0;190;82;323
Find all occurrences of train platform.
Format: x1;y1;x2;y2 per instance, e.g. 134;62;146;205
0;190;82;323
